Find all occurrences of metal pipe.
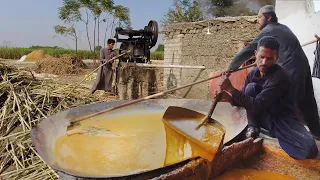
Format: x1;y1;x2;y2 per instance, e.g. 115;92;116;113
130;64;206;69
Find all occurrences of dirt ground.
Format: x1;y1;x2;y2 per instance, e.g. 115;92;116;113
53;69;97;89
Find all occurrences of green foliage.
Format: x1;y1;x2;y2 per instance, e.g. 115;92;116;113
57;0;131;30
205;0;275;17
207;0;253;17
0;48;98;60
150;52;164;60
255;0;275;7
54;25;76;36
58;0;82;22
0;47;164;60
0;48;33;59
57;0;131;51
54;24;79;51
29;45;63;49
54;25;78;43
209;0;233;7
113;5;131;29
161;0;204;28
95;45;102;51
156;44;164;52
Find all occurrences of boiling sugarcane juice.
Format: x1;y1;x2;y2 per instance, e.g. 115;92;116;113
53;111;224;176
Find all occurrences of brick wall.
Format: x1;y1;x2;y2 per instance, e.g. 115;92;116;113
163;16;259;99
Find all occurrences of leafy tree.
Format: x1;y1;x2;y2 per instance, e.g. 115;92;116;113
203;0;275;17
54;25;79;51
95;45;102;51
255;0;275;7
56;0;131;51
210;0;233;6
82;0;114;52
113;5;131;29
104;5;131;48
206;0;254;17
57;0;90;51
161;0;204;28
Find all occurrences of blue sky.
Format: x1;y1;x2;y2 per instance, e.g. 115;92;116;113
0;0;172;50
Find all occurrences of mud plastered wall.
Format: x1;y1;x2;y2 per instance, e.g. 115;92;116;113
163;16;259;99
116;62;163;100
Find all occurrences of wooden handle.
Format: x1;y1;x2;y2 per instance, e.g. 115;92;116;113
195;91;223;130
70;63;257;125
207;92;222;118
301;33;320;47
244;33;320;50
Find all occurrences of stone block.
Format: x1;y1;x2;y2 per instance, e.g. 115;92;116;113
116;63;162;100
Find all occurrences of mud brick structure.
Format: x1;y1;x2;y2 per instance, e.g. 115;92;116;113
116;62;163;100
162;16;259;99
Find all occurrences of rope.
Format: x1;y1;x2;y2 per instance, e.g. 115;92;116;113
312;40;320;78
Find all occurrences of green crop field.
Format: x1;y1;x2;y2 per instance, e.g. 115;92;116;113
0;47;164;60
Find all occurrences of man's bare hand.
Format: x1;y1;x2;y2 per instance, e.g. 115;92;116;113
219;76;234;93
219;90;232;102
221;68;231;77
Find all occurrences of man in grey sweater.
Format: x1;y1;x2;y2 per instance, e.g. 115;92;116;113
228;5;320;139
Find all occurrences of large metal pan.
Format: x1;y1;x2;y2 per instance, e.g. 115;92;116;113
31;99;248;179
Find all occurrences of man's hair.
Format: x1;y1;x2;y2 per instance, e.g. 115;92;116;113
107;39;115;45
263;12;278;23
257;36;280;53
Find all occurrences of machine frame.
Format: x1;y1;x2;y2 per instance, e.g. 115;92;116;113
114;20;158;63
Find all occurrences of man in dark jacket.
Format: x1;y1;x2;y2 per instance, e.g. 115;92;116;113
220;36;318;159
228;5;320;139
90;39;116;94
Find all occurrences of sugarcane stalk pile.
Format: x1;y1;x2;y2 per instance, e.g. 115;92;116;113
34;54;87;75
0;62;116;180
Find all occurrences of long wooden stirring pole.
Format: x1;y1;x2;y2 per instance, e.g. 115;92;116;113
298;33;319;47
66;63;257;134
245;33;320;48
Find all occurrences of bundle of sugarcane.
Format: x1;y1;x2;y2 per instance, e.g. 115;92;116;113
0;63;117;180
0;62;16;75
34;54;87;75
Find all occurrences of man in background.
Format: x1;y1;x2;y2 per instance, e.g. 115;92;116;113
90;39;116;94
